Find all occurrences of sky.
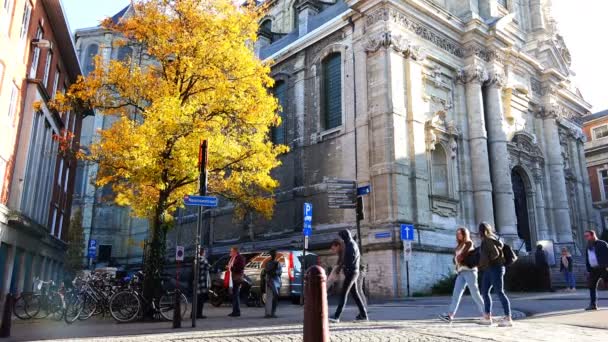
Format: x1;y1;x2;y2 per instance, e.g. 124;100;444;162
62;0;608;112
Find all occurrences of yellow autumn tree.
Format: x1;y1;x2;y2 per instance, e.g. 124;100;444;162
52;0;287;299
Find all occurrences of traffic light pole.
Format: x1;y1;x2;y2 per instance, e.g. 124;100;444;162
192;140;208;328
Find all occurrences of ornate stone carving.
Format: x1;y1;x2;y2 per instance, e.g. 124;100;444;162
425;110;459;159
508;132;545;168
364;30;426;60
458;64;488;84
365;8;464;58
553;34;572;67
486;70;506;88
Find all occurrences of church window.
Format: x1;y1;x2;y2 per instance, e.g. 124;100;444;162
322;53;342;130
431;144;449;197
271;80;286;144
84;44;99;75
592;125;608;140
117;46;133;61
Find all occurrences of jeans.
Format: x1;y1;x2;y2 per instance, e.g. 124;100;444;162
231;283;241;314
481;265;511;317
333;271;367;319
265;284;279;316
589;267;608;306
563;270;576;289
448;269;485;316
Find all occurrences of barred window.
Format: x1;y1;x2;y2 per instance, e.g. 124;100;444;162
271;80;286;144
322;53;342;130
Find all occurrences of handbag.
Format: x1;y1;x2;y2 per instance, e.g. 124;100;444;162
223;270;233;289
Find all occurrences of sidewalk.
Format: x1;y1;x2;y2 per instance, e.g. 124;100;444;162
6;290;608;341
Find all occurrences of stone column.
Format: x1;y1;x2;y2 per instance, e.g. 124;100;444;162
577;136;595;229
543;113;573;242
478;0;500;19
455;78;476;227
568;133;589;236
460;63;495;226
295;0;319;37
0;245;16;298
529;0;546;31
364;30;415;224
533;170;550;240
484;68;518;238
404;50;431;227
15;251;26;296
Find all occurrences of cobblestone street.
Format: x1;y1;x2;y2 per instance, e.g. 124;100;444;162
7;292;608;342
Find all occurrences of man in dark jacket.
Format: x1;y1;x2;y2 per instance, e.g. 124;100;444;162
228;246;246;317
329;229;368;323
535;244;553;292
584;230;608;310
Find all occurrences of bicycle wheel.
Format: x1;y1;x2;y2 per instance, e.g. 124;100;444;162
25;294;42;319
13;294;34;320
109;290;141;323
158;292;188;321
48;292;65;321
78;293;98;321
64;294;84;324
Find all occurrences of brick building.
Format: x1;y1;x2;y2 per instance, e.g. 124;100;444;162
0;0;83;298
583;109;608;232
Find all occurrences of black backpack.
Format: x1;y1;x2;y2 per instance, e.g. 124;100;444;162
502;243;518;266
465;247;480;268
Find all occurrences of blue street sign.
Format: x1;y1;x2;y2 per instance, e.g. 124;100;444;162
357;185;371;196
184;195;218;207
374;231;391;239
88;239;97;258
400;224;415;241
303;202;313;234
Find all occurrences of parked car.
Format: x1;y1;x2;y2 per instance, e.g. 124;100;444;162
244;250;318;304
208;252;259;307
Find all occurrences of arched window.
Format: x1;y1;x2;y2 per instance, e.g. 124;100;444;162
117;46;133;61
431;144;449;196
84;44;99;75
271;80;287;144
260;19;272;35
322;53;342;130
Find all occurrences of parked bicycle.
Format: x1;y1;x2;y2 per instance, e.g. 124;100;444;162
108;271;188;323
13;279;64;320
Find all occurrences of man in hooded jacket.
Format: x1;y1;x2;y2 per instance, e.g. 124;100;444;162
330;229;368;323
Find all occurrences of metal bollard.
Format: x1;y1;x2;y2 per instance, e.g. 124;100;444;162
303;266;329;342
0;294;13;338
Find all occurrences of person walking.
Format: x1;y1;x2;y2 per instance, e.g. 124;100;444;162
478;222;512;327
327;239;345;294
583;230;608;310
194;248;210;319
262;249;282;318
227;246;246;317
438;227;485;323
535;244;553;292
559;247;576;292
329;229;368;323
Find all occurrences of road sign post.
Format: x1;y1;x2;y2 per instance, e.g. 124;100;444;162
87;240;97;269
400;224;415;297
192;140;208;328
302;202;313;305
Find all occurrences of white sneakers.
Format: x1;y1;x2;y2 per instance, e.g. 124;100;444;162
478;316;513;327
497;317;513;327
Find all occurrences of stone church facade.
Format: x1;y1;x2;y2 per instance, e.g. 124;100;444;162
176;0;597;297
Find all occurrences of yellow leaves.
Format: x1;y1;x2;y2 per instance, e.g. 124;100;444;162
33;101;42;112
55;0;288;224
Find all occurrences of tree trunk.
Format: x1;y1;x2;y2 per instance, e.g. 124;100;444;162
142;206;167;319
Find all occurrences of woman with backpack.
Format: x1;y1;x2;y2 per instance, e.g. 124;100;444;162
479;222;512;327
438;227;485;323
262;249;282;318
